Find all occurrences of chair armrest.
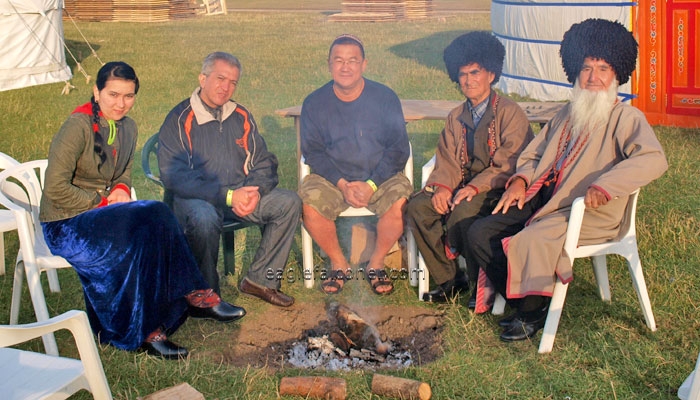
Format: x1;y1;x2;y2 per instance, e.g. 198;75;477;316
421;155;436;188
0;310;112;399
0;310;89;347
562;196;586;257
404;142;414;186
300;155;311;179
141;133;165;187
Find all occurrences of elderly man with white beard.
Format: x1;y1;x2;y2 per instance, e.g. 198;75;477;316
466;18;669;342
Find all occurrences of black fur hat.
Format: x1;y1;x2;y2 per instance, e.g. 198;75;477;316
443;31;505;84
560;18;638;85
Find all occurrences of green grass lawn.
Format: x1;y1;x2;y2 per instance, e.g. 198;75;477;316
0;7;699;400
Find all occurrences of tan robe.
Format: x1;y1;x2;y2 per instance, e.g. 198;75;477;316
504;102;668;298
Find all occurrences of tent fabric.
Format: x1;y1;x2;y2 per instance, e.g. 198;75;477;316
0;0;72;92
491;0;634;102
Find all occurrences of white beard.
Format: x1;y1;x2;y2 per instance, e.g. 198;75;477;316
570;79;619;139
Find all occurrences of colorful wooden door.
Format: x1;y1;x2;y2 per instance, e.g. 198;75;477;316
666;0;700;116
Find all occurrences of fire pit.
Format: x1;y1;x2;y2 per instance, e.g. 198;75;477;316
285;302;433;370
194;301;445;370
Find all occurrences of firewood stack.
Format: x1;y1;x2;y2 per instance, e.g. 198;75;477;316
328;0;433;22
63;0;200;22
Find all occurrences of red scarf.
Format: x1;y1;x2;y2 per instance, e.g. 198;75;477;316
72;101;102;134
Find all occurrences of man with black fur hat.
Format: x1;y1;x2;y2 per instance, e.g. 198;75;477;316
467;18;668;342
405;31;534;304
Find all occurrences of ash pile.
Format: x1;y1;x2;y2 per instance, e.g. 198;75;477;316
286;302;413;370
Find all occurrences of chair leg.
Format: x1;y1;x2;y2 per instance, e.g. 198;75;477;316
301;225;314;289
46;269;61;293
688;352;700;400
10;259;24;325
406;230;418;287
0;234;5;275
590;255;611;301
23;261;59;356
538;278;569;354
67;311;113;399
222;230;235;276
492;294;506;315
417;254;430;301
626;249;657;331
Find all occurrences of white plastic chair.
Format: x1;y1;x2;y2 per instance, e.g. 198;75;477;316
535;189;655;353
0;152;20;276
678;352;700;400
300;144;417;289
0;310;112;400
0;160;72;356
416;155;435;300
0;160;137;356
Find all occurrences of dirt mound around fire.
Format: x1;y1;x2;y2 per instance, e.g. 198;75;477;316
191;302;445;369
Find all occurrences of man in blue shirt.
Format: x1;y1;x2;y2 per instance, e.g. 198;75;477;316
300;34;412;295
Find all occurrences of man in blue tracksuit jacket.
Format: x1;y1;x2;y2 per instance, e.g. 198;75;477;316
158;51;301;307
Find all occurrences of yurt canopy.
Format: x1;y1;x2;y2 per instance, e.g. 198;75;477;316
491;0;634;102
0;0;72;92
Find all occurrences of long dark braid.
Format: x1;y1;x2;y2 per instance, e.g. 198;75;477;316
91;96;107;167
92;61;140;170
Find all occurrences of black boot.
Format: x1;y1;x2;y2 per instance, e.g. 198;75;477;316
422;274;470;303
499;296;550;342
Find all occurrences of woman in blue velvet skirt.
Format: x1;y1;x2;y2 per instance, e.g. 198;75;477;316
39;61;246;359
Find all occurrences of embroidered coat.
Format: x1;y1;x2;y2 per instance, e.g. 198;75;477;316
503;102;668;298
426;91;534;194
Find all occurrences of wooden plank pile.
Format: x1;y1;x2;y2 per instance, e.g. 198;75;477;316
63;0;199;22
328;0;433;22
404;0;433;19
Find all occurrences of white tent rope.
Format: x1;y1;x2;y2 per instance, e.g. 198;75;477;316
63;8;104;68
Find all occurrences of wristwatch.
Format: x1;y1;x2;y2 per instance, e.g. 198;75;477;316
424;185;436;194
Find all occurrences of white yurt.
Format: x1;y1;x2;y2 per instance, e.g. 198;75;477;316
0;0;71;92
491;0;634;102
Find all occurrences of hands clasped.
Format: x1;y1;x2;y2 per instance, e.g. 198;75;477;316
339;179;374;208
106;187;132;205
231;186;260;217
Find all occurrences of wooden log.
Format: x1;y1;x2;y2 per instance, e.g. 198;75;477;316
371;374;431;400
332;303;392;354
279;377;347;400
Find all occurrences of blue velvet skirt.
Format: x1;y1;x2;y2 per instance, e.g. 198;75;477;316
42;200;208;350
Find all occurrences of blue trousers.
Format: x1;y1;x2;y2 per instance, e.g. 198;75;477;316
43;200;208;350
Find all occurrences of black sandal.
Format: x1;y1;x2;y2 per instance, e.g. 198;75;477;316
320;269;346;294
366;268;394;296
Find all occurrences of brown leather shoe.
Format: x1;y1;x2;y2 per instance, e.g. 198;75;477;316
239;277;294;307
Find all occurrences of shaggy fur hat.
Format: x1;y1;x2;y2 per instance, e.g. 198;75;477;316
443;31;505;84
560;18;638;85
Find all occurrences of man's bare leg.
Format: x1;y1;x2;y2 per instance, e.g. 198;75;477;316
303;204;350;293
366;199;407;294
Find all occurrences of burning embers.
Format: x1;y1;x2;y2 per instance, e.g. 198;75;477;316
287;302;413;370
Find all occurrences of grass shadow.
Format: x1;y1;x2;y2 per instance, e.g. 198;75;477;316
388;30;476;72
64;39;102;70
